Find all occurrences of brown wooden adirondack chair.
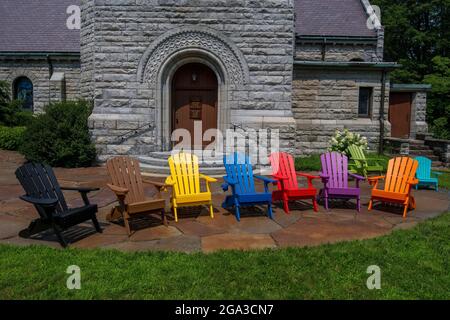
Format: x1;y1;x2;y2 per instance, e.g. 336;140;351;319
106;156;167;235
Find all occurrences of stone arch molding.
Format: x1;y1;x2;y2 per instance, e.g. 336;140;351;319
137;26;249;86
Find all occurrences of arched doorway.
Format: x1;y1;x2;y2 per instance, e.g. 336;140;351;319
171;63;218;149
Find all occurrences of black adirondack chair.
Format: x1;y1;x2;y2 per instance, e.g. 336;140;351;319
15;163;102;247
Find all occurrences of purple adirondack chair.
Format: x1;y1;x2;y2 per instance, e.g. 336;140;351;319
319;152;365;212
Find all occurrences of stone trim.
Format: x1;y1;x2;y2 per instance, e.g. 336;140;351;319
136;26;249;86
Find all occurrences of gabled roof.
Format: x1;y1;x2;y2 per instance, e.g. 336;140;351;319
0;0;80;53
0;0;377;54
295;0;377;38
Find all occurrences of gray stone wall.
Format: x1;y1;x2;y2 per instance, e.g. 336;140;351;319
295;43;380;62
292;67;390;155
411;91;428;137
82;0;296;161
0;57;81;112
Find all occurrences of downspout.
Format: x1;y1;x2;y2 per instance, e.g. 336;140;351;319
378;69;387;154
47;55;54;104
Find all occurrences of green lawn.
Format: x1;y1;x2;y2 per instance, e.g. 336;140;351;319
436;170;450;190
0;212;449;300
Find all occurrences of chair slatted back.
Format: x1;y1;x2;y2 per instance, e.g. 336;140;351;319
106;156;146;204
223;152;256;195
320;152;349;189
385;157;418;194
168;152;201;196
415;156;432;180
348;145;367;161
269;152;298;190
15;163;68;213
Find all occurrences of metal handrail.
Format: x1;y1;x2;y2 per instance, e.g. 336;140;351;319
117;122;153;141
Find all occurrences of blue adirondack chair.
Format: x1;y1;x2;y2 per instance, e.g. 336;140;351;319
415;156;442;191
222;153;277;221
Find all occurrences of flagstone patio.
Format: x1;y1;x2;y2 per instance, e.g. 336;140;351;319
0;150;448;253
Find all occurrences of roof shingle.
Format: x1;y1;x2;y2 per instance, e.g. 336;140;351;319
295;0;377;37
0;0;80;53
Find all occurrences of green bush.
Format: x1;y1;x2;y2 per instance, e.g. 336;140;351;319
20;100;96;168
0;100;34;127
329;129;368;156
295;154;322;171
0;126;26;150
430;117;450;140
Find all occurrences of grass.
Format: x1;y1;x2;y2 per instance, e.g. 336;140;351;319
1;212;449;299
436;170;450;190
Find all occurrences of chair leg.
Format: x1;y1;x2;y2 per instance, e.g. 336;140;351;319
283;199;290;214
402;204;408;218
368;199;373;211
267;203;274;220
91;216;102;233
234;198;241;222
357;197;361;213
324;196;329;210
209;202;214;219
123;215;132;236
53;224;68;248
312;197;318;212
161;208;168;226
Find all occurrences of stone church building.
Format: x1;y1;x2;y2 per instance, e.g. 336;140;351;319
0;0;430;165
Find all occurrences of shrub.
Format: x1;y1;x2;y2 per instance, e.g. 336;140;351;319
0;100;34;127
430;117;450;140
329;129;368;156
20;100;96;168
295;154;321;171
0;126;26;150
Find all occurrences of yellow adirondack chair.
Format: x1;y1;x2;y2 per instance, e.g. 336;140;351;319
165;152;217;222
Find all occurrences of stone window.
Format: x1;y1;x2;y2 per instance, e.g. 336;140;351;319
13;76;33;111
358;87;373;118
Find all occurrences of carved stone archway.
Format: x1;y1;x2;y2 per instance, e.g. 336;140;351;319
137;26;249;151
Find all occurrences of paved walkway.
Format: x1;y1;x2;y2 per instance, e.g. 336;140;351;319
0;150;448;253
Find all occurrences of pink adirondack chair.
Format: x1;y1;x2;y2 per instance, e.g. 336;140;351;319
319;152;365;212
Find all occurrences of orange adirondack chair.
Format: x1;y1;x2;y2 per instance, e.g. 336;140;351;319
106;156;167;236
269;152;320;213
368;157;419;218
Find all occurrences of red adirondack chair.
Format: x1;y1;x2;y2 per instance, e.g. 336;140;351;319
269;152;320;213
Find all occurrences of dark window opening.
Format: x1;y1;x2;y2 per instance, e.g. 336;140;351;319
13;77;33;111
358;87;372;118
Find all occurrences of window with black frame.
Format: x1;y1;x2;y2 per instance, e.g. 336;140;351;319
13;76;33;111
358;87;372;118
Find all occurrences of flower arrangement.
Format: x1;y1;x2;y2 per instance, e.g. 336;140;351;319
329;128;368;156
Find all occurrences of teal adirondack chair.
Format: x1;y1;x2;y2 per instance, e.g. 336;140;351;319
414;156;442;191
347;145;384;177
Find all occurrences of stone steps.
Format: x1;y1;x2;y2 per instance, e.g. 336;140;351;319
139;152;226;177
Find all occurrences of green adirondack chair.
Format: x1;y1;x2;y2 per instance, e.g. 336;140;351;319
347;145;384;177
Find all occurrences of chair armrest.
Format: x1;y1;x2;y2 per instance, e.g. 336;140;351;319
142;179;168;191
107;183;128;196
273;174;289;181
164;176;176;188
408;178;419;185
200;174;218;183
223;176;238;185
254;175;277;184
61;186;100;193
368;175;385;182
349;173;365;181
319;174;329;181
19;195;58;207
296;172;321;180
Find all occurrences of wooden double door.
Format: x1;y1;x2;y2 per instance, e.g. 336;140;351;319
171;63;218;149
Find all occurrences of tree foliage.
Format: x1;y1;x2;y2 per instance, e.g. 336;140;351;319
373;0;450;139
